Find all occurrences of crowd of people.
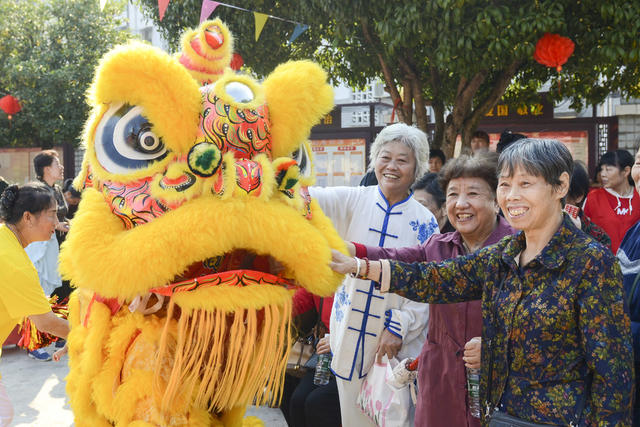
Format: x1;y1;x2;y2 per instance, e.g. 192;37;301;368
286;125;640;427
1;126;640;427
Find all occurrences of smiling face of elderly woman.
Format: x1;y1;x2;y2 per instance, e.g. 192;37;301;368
439;154;499;250
369;123;429;206
374;140;417;205
496;139;572;236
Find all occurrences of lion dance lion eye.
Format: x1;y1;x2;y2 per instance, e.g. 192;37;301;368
94;102;168;174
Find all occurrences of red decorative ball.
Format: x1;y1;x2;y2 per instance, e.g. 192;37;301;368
533;33;575;72
0;94;21;116
230;53;244;71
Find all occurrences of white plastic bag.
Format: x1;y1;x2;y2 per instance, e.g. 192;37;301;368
356;357;415;427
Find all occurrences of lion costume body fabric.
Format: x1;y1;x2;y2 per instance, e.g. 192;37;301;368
59;20;345;426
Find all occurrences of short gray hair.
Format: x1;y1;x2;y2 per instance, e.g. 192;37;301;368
368;123;429;181
498;138;573;188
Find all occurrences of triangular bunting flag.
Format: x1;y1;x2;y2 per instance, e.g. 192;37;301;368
200;0;220;23
99;0;107;11
288;23;309;44
254;12;269;41
158;0;170;21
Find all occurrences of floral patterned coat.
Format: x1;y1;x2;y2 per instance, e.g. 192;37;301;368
385;215;633;426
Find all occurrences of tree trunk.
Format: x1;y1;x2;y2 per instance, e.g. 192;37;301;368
413;89;428;134
431;100;445;150
459;60;523;152
401;79;413;126
443;114;459;159
360;18;406;124
428;67;445;150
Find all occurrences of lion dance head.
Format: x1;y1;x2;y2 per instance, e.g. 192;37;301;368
59;19;344;426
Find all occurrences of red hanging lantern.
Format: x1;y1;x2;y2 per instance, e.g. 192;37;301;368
0;95;21;120
230;53;244;71
533;33;575;72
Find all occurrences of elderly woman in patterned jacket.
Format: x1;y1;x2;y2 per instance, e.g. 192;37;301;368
331;138;633;426
309;122;437;426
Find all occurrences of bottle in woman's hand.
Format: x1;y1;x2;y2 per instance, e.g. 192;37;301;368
314;334;332;386
466;367;481;418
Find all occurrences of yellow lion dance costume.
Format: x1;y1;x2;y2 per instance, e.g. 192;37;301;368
59;20;344;426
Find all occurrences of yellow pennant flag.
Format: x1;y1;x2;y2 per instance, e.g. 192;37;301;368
254;12;269;41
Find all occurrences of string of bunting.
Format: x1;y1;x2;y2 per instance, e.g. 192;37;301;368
151;0;309;43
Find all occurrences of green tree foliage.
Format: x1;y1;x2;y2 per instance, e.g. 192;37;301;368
136;0;323;77
0;0;130;148
138;0;640;155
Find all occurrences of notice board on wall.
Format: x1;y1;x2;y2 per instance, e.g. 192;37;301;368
310;138;366;187
488;130;589;166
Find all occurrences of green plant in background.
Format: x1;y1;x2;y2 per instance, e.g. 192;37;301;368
135;0;640;154
0;0;130;148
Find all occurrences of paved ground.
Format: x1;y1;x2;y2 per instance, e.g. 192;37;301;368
0;344;287;426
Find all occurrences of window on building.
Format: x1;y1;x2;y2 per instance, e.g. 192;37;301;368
141;27;153;43
351;84;374;104
351;110;370;125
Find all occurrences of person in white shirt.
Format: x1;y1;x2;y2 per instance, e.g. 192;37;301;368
309;123;437;426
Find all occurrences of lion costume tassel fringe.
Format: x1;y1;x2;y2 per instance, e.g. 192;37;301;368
156;298;292;415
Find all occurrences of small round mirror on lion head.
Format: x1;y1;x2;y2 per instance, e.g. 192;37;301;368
224;81;254;104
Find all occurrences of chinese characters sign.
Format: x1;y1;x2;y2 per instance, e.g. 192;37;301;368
484;96;553;120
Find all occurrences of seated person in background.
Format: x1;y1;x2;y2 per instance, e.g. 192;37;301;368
429;148;446;173
280;289;340;427
412;172;454;233
583;149;640;253
470;130;490;155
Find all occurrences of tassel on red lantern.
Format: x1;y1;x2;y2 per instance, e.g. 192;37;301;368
533;33;575;72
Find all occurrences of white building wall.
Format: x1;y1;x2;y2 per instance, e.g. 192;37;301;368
121;3;168;50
